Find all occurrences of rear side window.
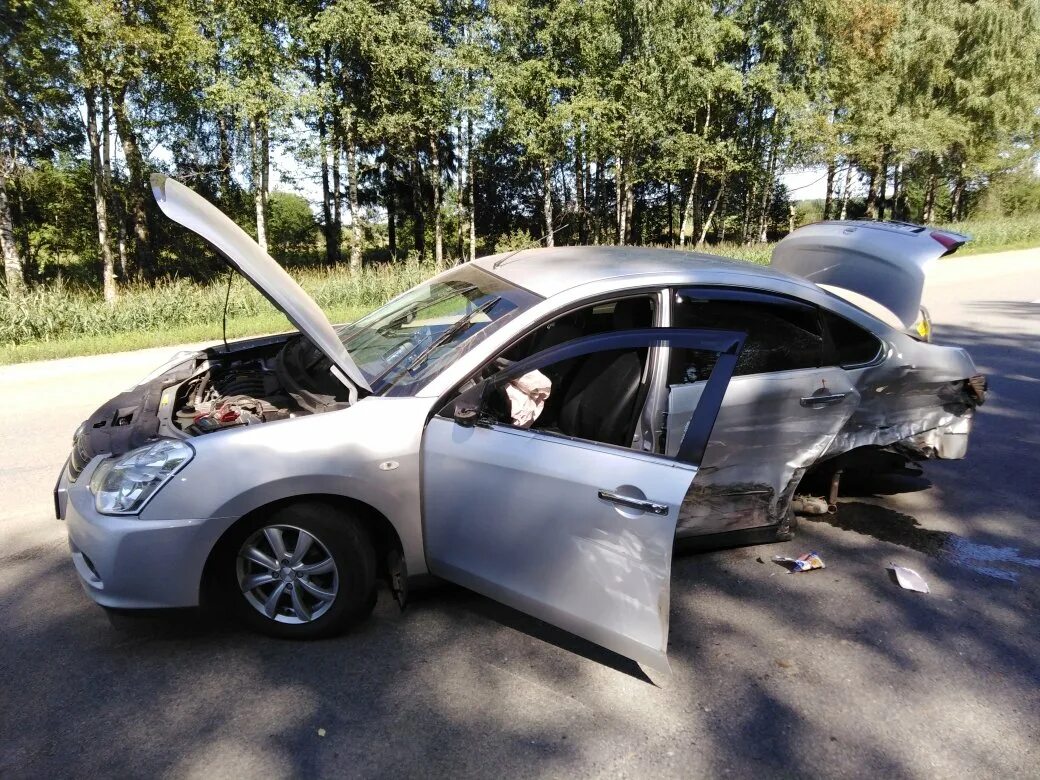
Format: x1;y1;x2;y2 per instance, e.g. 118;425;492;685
821;311;883;366
670;292;823;380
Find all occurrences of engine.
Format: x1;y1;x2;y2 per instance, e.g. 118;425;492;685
170;334;352;436
174;358;297;434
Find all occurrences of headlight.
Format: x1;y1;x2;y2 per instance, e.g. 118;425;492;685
89;440;193;515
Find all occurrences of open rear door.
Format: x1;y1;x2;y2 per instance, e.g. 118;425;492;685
421;328;743;677
772;220;968;328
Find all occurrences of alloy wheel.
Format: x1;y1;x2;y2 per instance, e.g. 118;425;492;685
236;524;339;624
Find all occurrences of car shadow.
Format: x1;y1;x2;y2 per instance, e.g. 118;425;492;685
1;305;1038;777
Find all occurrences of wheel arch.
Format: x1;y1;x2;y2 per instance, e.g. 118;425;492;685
199;493;404;608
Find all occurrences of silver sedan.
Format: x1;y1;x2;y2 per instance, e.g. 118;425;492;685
54;176;984;677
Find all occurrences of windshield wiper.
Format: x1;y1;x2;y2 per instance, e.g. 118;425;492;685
407;296;501;374
373;296;501;388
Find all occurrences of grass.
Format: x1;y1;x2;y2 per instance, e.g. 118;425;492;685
936;214;1040;255
0;306;370;364
2;214;1037;365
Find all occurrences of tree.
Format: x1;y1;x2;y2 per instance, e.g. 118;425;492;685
1;0;80;294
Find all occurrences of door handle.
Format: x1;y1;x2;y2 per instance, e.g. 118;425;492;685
800;393;848;407
597;490;669;515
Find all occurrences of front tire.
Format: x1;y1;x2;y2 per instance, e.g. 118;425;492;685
216;501;377;639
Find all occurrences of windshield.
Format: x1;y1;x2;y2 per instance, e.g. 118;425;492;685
338;265;541;396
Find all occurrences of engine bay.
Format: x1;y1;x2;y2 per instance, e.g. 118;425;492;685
68;333;356;479
173;356;297;434
169;335;352;436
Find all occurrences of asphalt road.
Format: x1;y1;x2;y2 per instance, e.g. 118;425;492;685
2;249;1039;778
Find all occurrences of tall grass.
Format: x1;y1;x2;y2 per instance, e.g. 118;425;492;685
1;213;1036;360
1;261;429;346
936;214;1040;254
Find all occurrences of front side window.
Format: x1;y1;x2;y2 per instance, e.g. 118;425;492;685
670;291;824;382
338;265;541;396
484;296;658;448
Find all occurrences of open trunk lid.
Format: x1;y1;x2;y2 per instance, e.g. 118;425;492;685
150;174;371;394
771;220;968;328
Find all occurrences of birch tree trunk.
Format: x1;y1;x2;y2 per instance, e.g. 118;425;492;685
624;181;634;245
839;161;854;220
332;113;342;258
678;161;700;248
249;115;268;253
346;114;362;272
615;152;624;244
467;113;476;263
574;131;586;244
455;117;465;261
594;156;604;244
86;88;117;302
823;158;836;220
112;87;154;280
261;118;270;224
950;161;967;221
412;156;425;260
757;140;778;242
217;110;233;198
667;182;673;245
316;72;337;264
542;158;554;247
891;160;903;221
0;164;26;296
386;161;397;260
923;171;937;223
697;177;727;247
101;91;129;280
877;146;889;221
430;136;444;268
680;103;710;247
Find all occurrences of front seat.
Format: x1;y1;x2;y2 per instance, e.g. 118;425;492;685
556;298;652;446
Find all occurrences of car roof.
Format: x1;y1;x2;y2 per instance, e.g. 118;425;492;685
472;245;800;298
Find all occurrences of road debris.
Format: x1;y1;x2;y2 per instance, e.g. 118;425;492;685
890;564;930;593
772;551;826;573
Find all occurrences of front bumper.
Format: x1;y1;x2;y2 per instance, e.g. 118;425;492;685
55;458;213;609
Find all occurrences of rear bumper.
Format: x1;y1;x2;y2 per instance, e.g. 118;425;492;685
55;458;213;609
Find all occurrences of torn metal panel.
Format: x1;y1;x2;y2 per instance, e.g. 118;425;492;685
824;341;981;459
666;369;858;536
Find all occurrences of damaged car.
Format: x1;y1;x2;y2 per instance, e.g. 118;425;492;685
54;175;984;676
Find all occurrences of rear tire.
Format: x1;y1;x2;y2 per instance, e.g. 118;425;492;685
215;501;377;639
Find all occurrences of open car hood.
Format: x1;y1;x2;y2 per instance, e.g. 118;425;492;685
771;220;968;328
150;174;371;393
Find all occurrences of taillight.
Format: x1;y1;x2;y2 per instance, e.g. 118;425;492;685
930;231;962;255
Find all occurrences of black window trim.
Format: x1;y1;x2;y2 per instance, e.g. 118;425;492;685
819;308;886;369
442;327;746;469
670;285;826;377
670;285;886;374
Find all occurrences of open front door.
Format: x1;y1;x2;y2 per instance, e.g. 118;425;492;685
421;329;743;675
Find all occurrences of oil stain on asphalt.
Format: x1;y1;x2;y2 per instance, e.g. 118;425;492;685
806;501;1040;583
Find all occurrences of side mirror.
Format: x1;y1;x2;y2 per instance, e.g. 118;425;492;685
453;404;480;427
451;382;487;427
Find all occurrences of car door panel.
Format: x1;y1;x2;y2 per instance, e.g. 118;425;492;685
665;368;859;536
423;420;695;673
421;327;743;675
